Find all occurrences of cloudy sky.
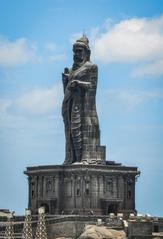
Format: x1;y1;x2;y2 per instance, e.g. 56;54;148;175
0;0;163;216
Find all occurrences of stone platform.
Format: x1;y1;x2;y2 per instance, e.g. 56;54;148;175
25;162;139;216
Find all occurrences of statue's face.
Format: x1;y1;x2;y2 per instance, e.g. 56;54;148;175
73;47;85;64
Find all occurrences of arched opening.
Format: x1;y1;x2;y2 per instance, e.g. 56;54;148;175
154;225;159;233
40;203;49;214
107;203;118;214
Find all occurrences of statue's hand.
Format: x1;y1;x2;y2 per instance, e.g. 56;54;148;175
64;67;69;74
69;80;91;90
70;80;78;88
62;68;69;81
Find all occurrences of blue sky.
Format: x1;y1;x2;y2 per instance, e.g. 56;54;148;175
0;0;163;216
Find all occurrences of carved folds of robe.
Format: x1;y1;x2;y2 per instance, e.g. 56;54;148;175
62;61;105;165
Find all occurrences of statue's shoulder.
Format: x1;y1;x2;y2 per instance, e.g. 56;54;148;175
84;61;98;72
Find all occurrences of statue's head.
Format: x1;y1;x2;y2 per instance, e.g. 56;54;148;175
73;35;91;67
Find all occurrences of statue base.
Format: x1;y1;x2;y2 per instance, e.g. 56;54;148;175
25;162;139;216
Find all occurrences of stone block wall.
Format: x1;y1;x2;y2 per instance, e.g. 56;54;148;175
25;164;139;216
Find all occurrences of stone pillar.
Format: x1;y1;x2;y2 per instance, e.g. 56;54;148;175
35;207;47;239
118;175;124;210
22;209;33;239
28;176;31;210
55;175;59;214
91;175;98;210
98;175;104;207
4;213;14;239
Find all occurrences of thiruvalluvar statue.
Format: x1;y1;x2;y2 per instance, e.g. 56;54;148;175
62;35;105;165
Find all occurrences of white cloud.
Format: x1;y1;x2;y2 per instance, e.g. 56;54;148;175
0;99;12;114
0;37;39;67
93;16;163;62
0;36;67;66
11;83;63;116
133;60;163;77
116;90;163;111
45;42;57;51
100;88;163;111
48;54;66;62
0;84;63;117
92;15;163;76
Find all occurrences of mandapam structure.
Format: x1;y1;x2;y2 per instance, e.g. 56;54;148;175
25;36;140;216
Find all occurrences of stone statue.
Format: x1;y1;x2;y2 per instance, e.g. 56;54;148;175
62;35;105;165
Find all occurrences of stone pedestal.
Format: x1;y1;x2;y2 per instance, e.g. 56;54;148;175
25;162;139;216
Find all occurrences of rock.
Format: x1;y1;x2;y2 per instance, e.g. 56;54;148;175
78;225;126;239
55;238;72;239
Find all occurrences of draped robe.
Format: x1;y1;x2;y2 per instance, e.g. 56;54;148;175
62;61;101;164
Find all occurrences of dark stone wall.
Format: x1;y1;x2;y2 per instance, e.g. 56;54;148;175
128;221;153;238
25;164;139;215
